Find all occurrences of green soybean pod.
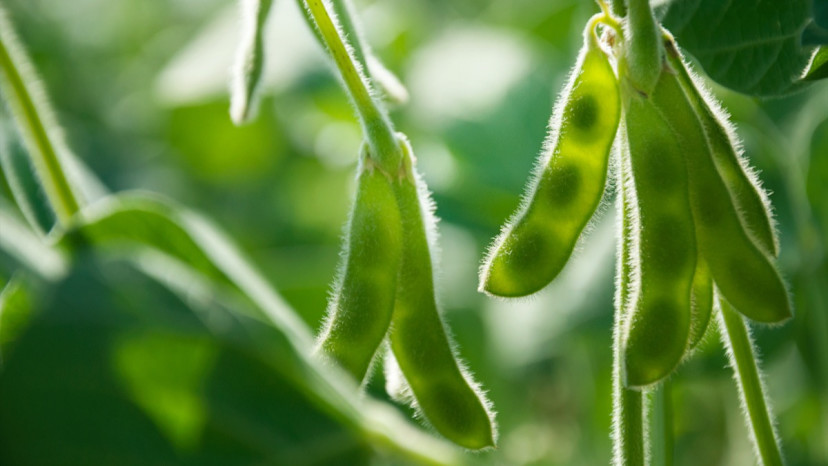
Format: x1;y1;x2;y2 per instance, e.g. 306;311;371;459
480;20;620;297
230;0;273;125
687;256;713;350
624;0;663;95
389;138;496;450
611;131;647;465
316;150;402;381
620;80;696;388
650;69;792;324
664;40;778;258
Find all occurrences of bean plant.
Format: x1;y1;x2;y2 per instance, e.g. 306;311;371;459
1;0;827;464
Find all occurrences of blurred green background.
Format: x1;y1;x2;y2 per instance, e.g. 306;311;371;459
1;0;827;464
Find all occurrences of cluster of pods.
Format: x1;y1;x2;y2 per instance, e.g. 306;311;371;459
316;4;790;453
480;17;791;388
316;138;497;450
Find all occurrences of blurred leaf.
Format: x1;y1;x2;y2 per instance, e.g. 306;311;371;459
0;199;67;279
0;117;55;235
69;191;307;338
65;192;461;464
229;0;273;125
0;258;368;466
659;0;817;96
167;100;283;186
113;331;218;452
817;0;828;29
0;273;34;364
807;117;828;236
802;21;828;46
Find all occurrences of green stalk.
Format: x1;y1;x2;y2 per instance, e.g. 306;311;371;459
298;0;408;106
297;0;368;74
613;346;647;466
649;380;673;466
609;0;627;18
718;298;784;466
0;9;80;228
623;0;662;95
612;142;647;466
329;0;368;69
300;0;401;172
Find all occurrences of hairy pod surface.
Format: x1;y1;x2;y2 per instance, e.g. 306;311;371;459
650;69;792;324
317;155;402;381
623;0;663;95
620;75;696;388
688;256;713;350
389;139;496;450
480;27;620;297
665;41;778;258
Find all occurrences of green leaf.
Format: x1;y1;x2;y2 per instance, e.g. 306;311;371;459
0;259;369;465
0;274;34;365
0;118;56;236
0;199;67;279
803;47;828;80
658;0;818;96
65;192;461;465
230;0;273;125
69;191;309;342
816;0;828;29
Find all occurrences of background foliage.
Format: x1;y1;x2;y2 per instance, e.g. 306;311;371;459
1;0;827;464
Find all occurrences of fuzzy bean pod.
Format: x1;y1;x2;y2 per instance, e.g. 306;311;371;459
687;256;713;350
620;76;697;388
664;40;778;258
480;23;620;297
650;68;792;324
316;151;402;381
624;0;663;95
612;129;647;464
389;138;496;450
230;0;273;125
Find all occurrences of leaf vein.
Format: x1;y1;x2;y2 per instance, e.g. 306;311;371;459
692;29;803;55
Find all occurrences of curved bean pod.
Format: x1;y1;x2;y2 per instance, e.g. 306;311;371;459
390;137;496;450
612;128;647;464
664;40;778;258
688;256;713;350
480;21;620;297
650;67;792;324
316;150;402;381
230;0;273;125
620;76;696;388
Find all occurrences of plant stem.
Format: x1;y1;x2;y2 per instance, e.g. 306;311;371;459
612;145;647;466
0;10;80;228
623;0;662;95
649;380;673;466
300;0;401;172
609;0;627;18
718;298;784;466
330;0;368;69
613;353;647;466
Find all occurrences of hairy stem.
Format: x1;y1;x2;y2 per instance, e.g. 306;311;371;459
649;380;673;466
0;9;80;227
612;144;647;466
300;0;401;171
609;0;627;17
330;0;368;69
613;351;647;465
623;0;662;95
718;298;784;466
